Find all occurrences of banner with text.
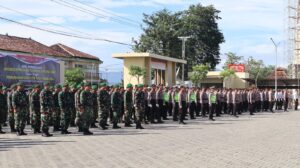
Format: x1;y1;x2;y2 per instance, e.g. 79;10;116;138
0;53;60;87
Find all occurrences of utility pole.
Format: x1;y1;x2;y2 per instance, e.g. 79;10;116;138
270;38;279;94
178;36;191;83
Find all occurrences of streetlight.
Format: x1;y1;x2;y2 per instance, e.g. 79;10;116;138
270;38;280;94
178;36;191;83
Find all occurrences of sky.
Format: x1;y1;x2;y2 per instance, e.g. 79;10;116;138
0;0;289;83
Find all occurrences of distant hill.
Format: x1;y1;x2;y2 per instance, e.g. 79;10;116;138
100;71;122;85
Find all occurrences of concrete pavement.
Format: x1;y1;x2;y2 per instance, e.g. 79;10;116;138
1;111;300;168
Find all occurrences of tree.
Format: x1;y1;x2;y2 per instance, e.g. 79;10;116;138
65;68;84;86
220;69;235;88
245;56;264;86
129;65;146;84
223;52;243;69
189;64;209;86
134;3;224;77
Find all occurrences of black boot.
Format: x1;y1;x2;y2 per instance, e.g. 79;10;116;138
83;129;93;135
136;123;144;129
53;127;61;132
100;124;108;130
42;130;52;137
16;129;21;136
90;123;98;128
20;129;27;135
0;126;5;134
112;123;121;129
124;123;132;127
9;123;16;132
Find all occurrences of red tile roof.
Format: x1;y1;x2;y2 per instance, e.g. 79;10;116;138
50;43;101;61
0;34;68;57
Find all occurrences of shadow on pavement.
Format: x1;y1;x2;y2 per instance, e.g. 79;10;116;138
0;138;74;152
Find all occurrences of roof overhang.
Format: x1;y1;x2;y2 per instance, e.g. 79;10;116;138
112;52;187;64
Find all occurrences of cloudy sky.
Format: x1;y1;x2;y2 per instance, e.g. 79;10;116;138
0;0;290;82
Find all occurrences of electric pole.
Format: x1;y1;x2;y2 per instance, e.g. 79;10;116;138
178;36;191;83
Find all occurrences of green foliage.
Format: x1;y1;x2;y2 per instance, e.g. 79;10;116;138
65;68;84;86
134;3;225;75
220;69;235;79
189;64;209;86
223;52;244;70
129;65;146;84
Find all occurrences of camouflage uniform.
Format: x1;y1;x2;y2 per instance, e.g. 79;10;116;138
124;84;133;126
12;84;28;135
58;85;72;134
111;86;122;128
91;86;98;127
80;85;93;135
52;85;61;131
134;85;145;129
75;85;83;131
0;86;7;133
97;84;110;129
7;85;16;132
29;87;41;133
40;85;54;136
70;87;76;126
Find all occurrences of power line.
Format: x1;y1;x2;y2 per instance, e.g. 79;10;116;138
71;0;140;25
0;16;133;46
50;0;140;28
0;4;92;37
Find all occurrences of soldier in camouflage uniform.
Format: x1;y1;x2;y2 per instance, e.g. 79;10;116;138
2;86;8;127
111;85;122;129
7;84;17;132
0;84;7;133
53;84;62;131
40;82;54;137
69;85;76;127
134;84;145;129
91;85;98;128
97;83;110;130
75;83;84;132
12;82;28;136
58;84;72;134
30;85;42;134
80;82;93;135
124;83;133;127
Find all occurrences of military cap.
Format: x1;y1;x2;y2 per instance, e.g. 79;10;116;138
34;84;41;88
114;84;119;88
63;83;69;87
44;82;51;86
55;84;62;89
99;83;107;87
92;85;98;90
84;82;91;87
126;83;133;88
16;82;24;86
137;84;144;88
10;84;16;89
76;84;81;89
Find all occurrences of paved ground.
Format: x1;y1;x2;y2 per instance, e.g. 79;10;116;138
1;111;300;168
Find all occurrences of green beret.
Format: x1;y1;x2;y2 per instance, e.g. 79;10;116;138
10;84;16;89
114;84;119;88
55;84;62;89
16;82;24;86
126;83;133;88
76;84;81;89
34;84;40;88
84;82;91;87
138;84;144;88
44;82;51;86
99;83;107;87
92;85;98;90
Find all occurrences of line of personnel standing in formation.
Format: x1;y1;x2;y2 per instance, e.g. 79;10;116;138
0;81;298;137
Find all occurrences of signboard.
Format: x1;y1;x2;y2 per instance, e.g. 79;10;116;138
228;64;245;72
0;53;60;87
151;60;166;70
